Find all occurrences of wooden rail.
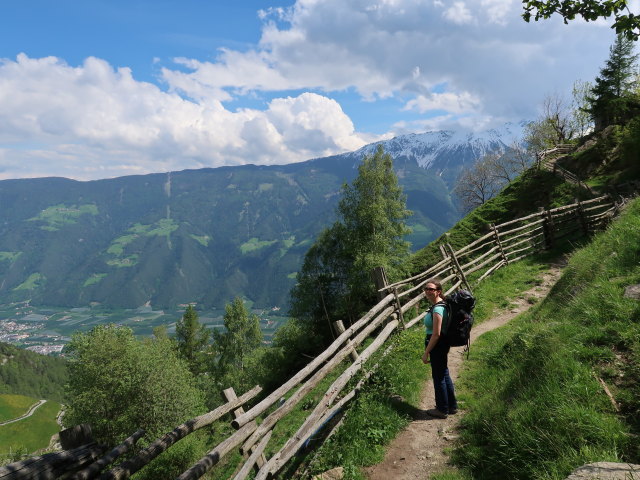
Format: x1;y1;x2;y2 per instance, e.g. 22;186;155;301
9;192;625;480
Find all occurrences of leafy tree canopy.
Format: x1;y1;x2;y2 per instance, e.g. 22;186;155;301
211;297;262;391
290;145;411;344
64;324;204;445
522;0;640;41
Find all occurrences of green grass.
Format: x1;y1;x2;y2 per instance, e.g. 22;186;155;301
83;273;107;287
0;252;21;263
240;237;278;254
147;218;178;237
451;197;640;479
190;234;210;247
28;204;98;231
0;395;36;422
0;400;61;454
13;273;44;291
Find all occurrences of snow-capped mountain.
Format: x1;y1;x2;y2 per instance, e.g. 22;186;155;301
337;122;527;186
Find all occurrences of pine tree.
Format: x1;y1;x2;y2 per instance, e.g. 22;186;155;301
212;297;262;379
588;35;639;129
175;304;210;375
290;145;411;343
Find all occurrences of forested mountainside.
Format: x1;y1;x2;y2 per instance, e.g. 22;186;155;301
0;342;67;402
0;125;519;312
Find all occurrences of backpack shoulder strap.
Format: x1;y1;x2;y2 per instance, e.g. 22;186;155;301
432;300;449;333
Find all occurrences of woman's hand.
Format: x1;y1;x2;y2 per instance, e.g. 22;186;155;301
422;351;430;364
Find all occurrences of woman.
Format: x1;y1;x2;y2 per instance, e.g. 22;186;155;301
421;279;458;419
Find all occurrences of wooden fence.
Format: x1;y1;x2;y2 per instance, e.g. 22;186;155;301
3;195;623;480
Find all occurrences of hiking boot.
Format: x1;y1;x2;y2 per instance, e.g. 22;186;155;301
426;408;448;419
448;408;458;415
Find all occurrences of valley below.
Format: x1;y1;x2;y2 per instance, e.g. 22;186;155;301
0;302;288;355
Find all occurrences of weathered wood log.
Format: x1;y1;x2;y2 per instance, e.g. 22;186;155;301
445;241;472;292
101;385;261;480
475;260;506;284
241;305;395;454
500;225;544;246
71;429;144;480
400;290;425;315
232;431;272;480
464;252;502;277
223;387;267;472
231;293;394;430
333;320;359;362
256;320;400;480
490;223;508;265
392;288;405;328
60;424;95;450
175;421;258;480
497;217;546;238
494;209;545;229
381;256;451;292
501;232;542;253
0;443;106;480
459;244;500;271
454;237;496;260
452;229;495;257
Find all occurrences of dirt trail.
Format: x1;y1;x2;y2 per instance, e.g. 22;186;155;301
364;265;564;480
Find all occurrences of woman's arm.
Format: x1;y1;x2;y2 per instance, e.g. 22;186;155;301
421;312;442;364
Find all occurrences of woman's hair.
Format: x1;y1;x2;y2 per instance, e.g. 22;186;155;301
424;278;443;292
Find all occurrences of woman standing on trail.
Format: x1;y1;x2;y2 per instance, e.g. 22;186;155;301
421;279;457;419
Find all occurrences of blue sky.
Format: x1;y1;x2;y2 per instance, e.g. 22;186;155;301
0;0;618;180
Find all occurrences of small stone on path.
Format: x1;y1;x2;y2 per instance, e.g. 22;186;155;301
313;466;344;480
565;462;640;479
624;284;640;300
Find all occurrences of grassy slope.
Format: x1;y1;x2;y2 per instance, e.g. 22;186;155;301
454;197;640;480
0;398;60;454
0;394;35;422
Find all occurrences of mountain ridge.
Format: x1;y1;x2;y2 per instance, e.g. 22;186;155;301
0;126;518;311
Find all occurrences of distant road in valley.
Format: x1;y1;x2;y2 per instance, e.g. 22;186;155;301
0;399;47;426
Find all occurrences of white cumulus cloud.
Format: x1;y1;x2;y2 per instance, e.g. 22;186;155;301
0;54;368;180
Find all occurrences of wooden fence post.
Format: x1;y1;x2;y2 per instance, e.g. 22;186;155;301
490;222;508;265
332;320;359;362
371;266;389;301
444;241;472;293
392;287;405;329
539;207;555;249
223;388;266;472
575;199;589;235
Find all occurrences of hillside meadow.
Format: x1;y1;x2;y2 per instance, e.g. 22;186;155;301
0;395;61;456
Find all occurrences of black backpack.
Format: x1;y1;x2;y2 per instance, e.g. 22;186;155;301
434;289;475;351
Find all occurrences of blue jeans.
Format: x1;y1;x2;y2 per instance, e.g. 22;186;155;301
426;335;457;413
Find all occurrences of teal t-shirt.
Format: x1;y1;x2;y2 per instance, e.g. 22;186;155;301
424;305;447;335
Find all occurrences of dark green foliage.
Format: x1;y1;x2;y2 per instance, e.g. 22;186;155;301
523;0;640;41
0;342;67;402
587;35;639;130
290;146;412;345
175;305;209;375
211;297;263;393
64;324;205;446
